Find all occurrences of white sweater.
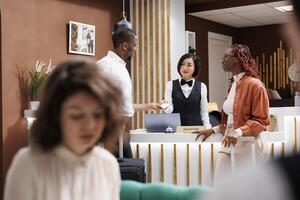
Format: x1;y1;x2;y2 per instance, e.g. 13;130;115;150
4;145;121;200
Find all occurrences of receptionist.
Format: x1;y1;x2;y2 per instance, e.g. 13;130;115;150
162;53;211;127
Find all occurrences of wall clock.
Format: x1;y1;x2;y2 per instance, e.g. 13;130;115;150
288;63;300;82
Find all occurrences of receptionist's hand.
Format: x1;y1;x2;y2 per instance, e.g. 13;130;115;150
160;100;169;110
193;129;214;141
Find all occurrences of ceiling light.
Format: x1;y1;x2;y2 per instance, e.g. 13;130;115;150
275;5;293;13
113;0;133;33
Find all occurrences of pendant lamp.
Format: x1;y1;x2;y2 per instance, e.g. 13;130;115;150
113;0;133;33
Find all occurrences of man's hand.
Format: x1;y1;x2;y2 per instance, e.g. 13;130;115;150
134;103;162;112
147;103;161;111
193;129;214;141
222;135;238;147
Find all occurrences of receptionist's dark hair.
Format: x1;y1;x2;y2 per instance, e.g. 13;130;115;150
177;53;201;77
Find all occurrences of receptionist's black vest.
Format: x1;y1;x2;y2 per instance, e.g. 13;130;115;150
172;79;203;126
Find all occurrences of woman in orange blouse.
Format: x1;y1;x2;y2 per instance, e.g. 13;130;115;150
195;44;270;187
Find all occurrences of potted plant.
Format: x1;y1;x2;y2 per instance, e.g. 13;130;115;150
24;59;53;110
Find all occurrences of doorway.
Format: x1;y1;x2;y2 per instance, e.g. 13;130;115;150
208;32;232;110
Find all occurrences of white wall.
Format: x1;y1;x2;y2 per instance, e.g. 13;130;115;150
170;0;185;80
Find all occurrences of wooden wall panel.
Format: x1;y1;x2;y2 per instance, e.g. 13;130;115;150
131;0;171;128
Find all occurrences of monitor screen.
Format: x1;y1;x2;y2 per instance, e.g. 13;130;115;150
144;113;181;133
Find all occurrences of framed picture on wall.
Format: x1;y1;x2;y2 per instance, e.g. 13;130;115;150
185;31;196;54
69;21;95;56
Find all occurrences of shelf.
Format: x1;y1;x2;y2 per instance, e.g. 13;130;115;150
269;99;294;107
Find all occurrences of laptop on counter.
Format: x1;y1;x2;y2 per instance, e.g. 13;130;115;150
144;113;181;133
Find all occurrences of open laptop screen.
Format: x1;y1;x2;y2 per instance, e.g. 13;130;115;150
144;113;181;133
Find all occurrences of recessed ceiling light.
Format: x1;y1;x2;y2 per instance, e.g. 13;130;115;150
275;5;293;14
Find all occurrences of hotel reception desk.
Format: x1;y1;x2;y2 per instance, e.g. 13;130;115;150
129;107;300;186
25;107;300;186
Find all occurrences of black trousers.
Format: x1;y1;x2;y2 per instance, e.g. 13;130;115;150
122;142;133;158
114;141;133;158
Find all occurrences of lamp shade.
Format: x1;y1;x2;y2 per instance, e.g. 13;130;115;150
113;18;133;33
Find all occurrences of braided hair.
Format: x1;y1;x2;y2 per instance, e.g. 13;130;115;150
231;44;260;79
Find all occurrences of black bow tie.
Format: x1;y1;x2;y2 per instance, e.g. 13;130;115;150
180;79;193;87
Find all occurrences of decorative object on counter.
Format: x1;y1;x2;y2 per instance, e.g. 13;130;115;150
165;126;174;133
69;21;95;56
268;114;277;132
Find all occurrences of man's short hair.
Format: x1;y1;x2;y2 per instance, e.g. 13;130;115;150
112;28;136;48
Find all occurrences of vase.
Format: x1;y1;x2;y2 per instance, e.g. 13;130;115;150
30;101;40;110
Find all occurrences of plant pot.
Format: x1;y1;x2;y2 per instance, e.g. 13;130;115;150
30;101;40;110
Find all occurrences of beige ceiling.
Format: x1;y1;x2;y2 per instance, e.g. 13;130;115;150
188;1;291;28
